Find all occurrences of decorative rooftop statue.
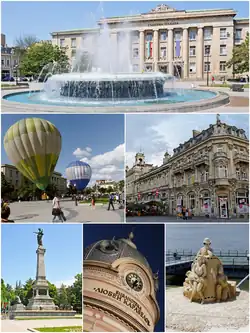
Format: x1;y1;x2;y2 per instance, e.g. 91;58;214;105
33;228;44;246
183;238;236;304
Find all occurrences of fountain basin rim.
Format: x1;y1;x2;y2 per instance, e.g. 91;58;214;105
47;72;174;82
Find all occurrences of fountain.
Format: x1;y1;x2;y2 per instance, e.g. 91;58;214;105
2;9;229;111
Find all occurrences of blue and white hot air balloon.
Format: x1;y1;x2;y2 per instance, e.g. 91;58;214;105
65;161;92;191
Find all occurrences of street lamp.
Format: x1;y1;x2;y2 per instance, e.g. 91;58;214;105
14;65;18;86
205;45;210;87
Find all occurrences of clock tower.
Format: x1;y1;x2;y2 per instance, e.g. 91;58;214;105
83;232;160;332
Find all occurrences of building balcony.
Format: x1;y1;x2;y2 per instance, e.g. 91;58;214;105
213;151;228;159
173;165;183;174
183;161;194;171
194;155;209;166
234;153;249;164
214;178;230;186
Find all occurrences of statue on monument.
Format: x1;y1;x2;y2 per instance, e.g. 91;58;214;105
183;237;236;304
34;228;44;246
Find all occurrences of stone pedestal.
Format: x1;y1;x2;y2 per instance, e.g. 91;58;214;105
26;245;56;310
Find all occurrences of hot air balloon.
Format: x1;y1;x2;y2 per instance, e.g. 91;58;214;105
65;161;92;191
4;118;61;190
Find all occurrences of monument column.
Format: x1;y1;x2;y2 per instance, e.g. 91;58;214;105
182;28;189;79
197;27;204;79
36;246;46;281
167;29;174;75
139;30;145;72
153;29;159;72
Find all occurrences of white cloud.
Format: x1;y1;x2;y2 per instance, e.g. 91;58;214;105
52;277;75;288
79;144;125;185
126;114;249;168
73;147;92;158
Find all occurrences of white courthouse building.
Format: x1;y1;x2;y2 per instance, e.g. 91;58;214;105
51;4;249;79
126;116;249;219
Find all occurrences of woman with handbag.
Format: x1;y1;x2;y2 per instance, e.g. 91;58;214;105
52;195;65;222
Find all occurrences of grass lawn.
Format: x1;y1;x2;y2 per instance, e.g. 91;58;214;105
16;317;82;320
35;326;82;332
80;198;109;204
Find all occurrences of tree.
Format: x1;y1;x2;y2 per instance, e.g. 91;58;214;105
56;284;69;309
227;33;249;74
1;172;14;199
14;35;39;59
22;279;34;305
70;273;82;313
107;186;113;194
48;282;58;301
45;183;59;199
118;180;124;192
20;42;69;77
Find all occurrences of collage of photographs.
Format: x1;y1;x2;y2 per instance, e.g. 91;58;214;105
1;1;249;333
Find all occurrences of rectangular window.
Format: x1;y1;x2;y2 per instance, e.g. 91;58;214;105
220;61;226;71
204;28;212;40
6;59;10;66
160;47;166;57
14;59;18;65
71;49;76;58
189;46;196;56
189;29;196;41
60;39;65;47
132;48;139;58
146;33;153;41
174;31;181;41
235;29;242;40
220;45;227;56
204;62;211;72
132;31;139;42
204;45;211;55
189;62;196;73
220;28;227;39
160;31;167;41
71;38;76;48
1;59;4;65
133;64;139;72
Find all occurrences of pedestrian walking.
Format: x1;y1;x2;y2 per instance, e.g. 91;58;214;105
211;76;215;85
91;195;96;210
107;193;115;211
185;208;189;220
75;195;78;206
52;195;66;222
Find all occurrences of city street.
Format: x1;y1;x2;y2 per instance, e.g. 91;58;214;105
1;318;82;332
126;215;248;223
5;200;124;223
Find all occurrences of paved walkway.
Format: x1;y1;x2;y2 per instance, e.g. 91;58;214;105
4;200;124;223
1;318;81;332
126;215;248;223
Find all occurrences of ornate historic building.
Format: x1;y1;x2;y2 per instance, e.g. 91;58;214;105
83;232;160;331
126;116;249;219
51;4;249;79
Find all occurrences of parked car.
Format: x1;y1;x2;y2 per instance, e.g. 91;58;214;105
20;77;29;82
2;76;14;82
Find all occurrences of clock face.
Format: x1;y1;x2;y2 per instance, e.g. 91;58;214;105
126;273;143;291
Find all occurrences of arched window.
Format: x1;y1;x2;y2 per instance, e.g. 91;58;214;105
188;192;195;209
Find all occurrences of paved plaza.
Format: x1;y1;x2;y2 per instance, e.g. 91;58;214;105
6;200;124;223
126;215;248;223
1;318;82;332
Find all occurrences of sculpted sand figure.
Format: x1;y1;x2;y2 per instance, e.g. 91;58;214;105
190;256;207;304
196;238;213;258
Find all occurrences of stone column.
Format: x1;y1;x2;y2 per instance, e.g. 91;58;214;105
196;27;204;79
167;29;174;75
153;29;159;72
36;246;46;280
139;30;145;72
182;28;189;79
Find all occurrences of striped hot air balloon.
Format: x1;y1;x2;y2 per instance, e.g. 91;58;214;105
4;118;62;190
65;161;92;191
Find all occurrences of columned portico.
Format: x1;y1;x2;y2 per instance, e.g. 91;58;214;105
182;28;189;79
139;30;145;72
153;29;159;71
197;27;204;79
167;29;174;75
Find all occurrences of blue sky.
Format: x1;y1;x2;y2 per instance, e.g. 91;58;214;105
2;1;249;45
1;224;82;287
126;114;249;167
1;114;125;183
84;223;165;332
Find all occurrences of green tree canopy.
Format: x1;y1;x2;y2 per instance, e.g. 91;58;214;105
20;42;69;77
1;172;14;199
227;33;249;74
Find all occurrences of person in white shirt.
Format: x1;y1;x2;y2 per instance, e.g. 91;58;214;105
52;195;65;222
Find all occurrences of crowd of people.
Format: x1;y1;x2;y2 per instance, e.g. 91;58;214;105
176;207;194;220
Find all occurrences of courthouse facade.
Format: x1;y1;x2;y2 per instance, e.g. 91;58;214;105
51;4;249;79
126;116;249;219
